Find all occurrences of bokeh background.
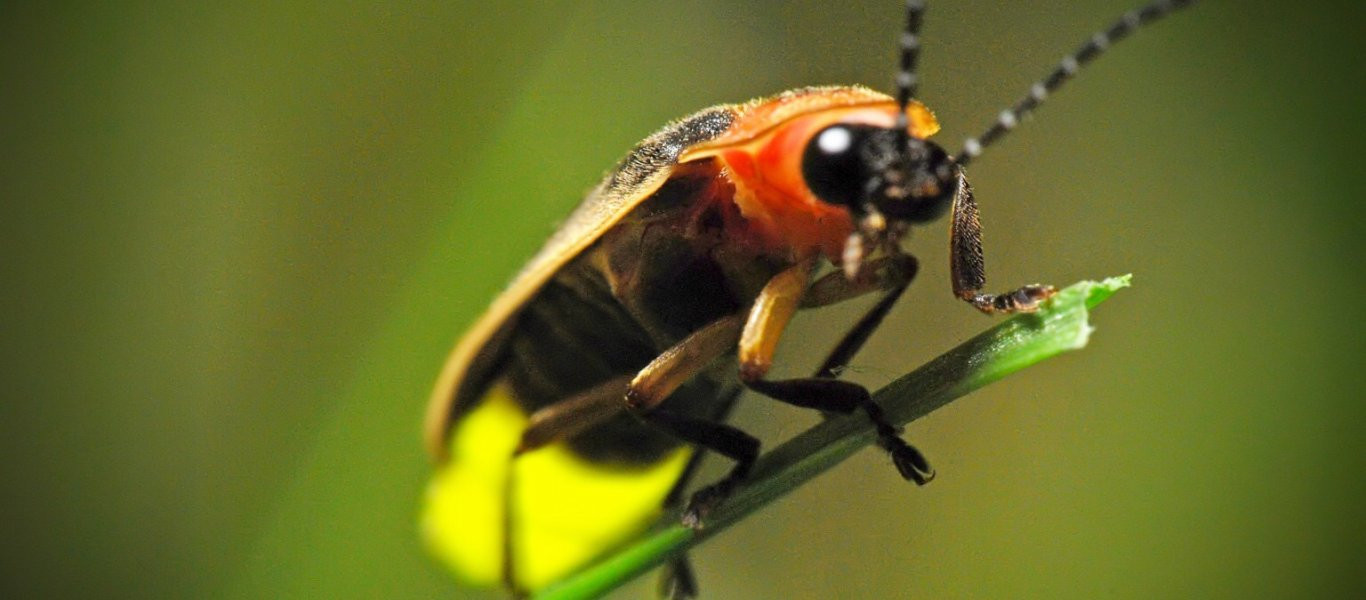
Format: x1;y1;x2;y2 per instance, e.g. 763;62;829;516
3;0;1362;597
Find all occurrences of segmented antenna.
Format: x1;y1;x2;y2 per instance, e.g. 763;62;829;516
894;0;927;150
956;0;1196;167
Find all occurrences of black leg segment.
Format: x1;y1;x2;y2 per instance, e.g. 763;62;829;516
815;253;917;378
657;553;699;600
742;375;934;486
632;407;760;529
743;252;934;486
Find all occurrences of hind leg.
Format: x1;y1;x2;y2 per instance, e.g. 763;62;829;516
502;377;630;594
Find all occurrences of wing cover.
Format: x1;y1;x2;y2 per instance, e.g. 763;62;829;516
424;105;738;459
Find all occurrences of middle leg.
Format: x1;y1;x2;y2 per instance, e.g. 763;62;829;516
740;253;934;485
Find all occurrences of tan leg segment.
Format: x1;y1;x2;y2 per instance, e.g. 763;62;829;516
625;314;745;411
515;375;633;454
801;255;913;309
738;258;816;381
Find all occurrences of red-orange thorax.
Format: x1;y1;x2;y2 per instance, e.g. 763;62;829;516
680;86;941;263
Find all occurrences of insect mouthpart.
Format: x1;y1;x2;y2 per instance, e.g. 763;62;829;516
869;138;957;224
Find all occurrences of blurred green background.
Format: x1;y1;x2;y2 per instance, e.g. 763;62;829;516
2;0;1362;597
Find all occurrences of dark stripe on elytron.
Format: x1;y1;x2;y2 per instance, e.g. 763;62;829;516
605;108;735;193
507;266;657;414
502;244;745;464
501;167;769;464
957;0;1196;166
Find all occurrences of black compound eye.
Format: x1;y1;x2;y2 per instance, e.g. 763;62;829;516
801;124;876;209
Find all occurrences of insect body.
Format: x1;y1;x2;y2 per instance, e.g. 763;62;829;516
422;1;1195;595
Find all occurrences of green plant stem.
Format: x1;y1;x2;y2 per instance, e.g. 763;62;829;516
533;275;1132;600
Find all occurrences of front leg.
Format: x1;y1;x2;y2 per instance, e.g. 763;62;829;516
950;169;1056;314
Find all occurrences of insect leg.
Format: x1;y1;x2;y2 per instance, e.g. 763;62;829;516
736;258;817;381
627;315;744;410
800;254;909;310
950;169;1057;314
500;459;521;595
741;254;935;485
513;375;632;455
622;314;759;530
803;254;918;378
644;410;759;529
653;386;738;599
657;552;698;600
497;377;631;594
